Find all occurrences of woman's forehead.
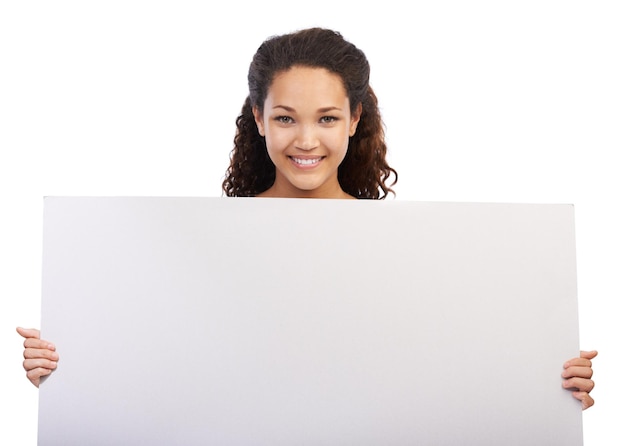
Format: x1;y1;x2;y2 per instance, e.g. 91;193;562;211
265;66;348;108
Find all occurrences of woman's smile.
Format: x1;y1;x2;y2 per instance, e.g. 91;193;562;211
289;155;325;169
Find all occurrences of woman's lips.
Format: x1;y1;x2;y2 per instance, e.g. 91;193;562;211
289;156;324;168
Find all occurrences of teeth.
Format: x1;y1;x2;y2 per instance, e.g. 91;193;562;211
292;157;321;165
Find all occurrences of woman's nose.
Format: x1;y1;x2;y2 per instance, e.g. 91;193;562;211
295;125;319;151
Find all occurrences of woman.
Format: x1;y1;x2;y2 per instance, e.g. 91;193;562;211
18;27;597;409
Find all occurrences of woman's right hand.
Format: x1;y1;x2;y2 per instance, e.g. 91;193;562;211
16;327;58;387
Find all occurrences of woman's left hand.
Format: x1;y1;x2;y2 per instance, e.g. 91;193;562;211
562;350;597;410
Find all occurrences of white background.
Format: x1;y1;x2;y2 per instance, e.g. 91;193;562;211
1;1;623;444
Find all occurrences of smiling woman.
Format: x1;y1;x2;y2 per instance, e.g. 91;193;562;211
221;27;397;199
18;26;598;423
253;67;361;199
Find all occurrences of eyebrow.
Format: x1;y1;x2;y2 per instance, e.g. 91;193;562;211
272;105;343;113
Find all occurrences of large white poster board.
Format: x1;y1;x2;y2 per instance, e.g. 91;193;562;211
38;197;583;445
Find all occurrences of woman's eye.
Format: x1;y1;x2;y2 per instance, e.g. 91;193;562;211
274;116;293;124
320;116;338;124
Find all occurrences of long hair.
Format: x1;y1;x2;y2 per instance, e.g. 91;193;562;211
222;28;397;199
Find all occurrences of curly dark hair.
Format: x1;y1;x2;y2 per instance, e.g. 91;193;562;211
222;28;397;199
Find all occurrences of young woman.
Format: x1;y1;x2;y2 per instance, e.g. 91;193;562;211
17;27;597;409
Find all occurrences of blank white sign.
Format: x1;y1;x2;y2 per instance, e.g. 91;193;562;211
38;197;582;445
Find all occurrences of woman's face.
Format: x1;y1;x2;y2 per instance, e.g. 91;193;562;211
253;66;361;199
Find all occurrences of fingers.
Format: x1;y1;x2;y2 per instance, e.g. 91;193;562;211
25;367;54;388
572;391;595;410
23;336;56;351
580;350;598;361
16;327;41;340
22;348;59;380
563;376;595;393
562;365;593;379
17;326;56;352
562;350;597;373
562;349;597;410
23;344;59;362
563;375;596;410
23;360;58;387
17;326;58;388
